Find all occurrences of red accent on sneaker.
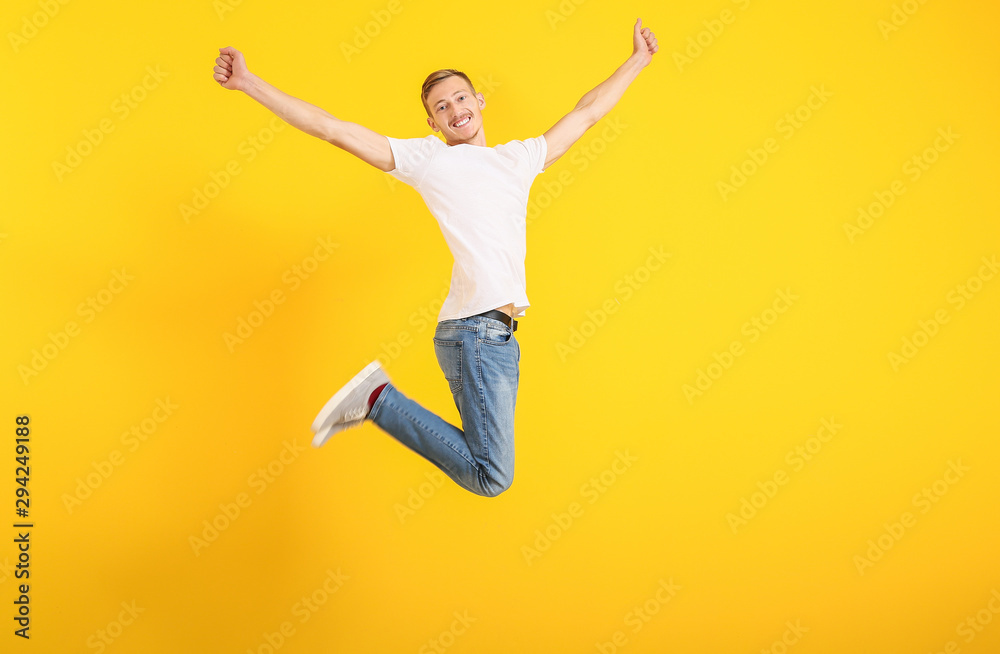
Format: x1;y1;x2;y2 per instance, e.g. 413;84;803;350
367;383;388;411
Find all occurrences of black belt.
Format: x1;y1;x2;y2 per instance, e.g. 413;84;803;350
474;309;517;331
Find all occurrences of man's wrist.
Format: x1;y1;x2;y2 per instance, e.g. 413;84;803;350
241;72;262;95
626;52;647;70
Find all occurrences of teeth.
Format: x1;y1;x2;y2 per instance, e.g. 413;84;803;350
454;116;470;127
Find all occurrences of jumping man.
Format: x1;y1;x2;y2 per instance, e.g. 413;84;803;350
213;18;658;496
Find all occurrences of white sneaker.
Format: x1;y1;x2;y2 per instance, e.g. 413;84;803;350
311;360;389;447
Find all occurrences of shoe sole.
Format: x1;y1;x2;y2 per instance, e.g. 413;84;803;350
312;419;359;448
311;360;383;434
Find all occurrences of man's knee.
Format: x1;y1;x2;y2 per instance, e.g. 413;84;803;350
479;473;513;498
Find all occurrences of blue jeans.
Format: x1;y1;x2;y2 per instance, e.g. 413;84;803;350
368;315;520;497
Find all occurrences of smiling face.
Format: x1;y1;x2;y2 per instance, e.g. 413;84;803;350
423;75;486;146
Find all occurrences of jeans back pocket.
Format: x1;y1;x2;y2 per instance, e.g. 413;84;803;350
433;339;464;394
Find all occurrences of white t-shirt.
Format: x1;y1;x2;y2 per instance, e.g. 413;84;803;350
385;133;548;321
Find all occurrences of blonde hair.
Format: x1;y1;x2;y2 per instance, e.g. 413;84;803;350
421;69;477;117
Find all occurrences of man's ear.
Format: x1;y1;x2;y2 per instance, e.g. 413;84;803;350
427;116;439;132
477;92;486;110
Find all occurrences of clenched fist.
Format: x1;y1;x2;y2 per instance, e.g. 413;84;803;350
214;46;252;91
632;18;659;68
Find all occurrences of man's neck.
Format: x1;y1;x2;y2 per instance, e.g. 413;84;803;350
445;129;488;148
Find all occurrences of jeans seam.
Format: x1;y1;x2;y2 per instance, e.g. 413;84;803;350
475;338;491;480
435;323;478;332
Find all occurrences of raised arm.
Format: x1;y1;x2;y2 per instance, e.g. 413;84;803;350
542;19;658;170
213;46;395;172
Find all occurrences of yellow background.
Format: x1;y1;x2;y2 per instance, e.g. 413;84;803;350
2;0;999;652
